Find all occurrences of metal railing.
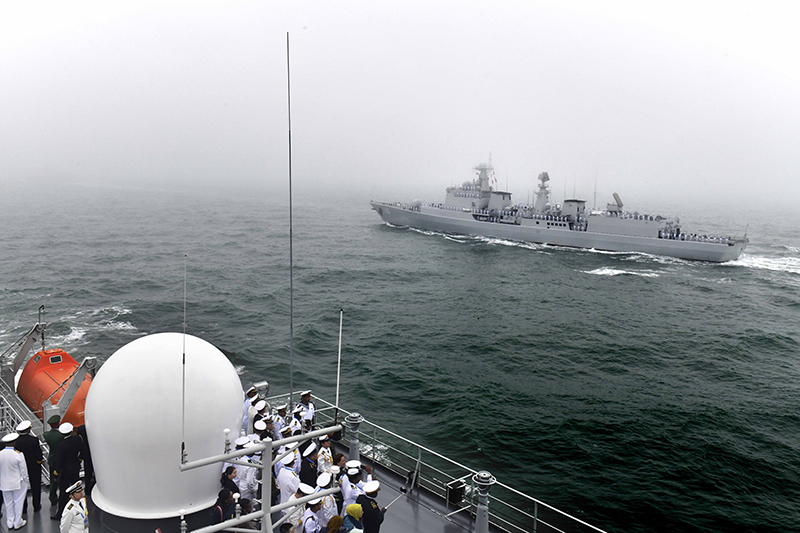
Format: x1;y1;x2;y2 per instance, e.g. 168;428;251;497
265;393;607;533
0;374;52;485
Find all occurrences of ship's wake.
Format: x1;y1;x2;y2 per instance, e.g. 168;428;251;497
583;267;660;278
724;253;800;275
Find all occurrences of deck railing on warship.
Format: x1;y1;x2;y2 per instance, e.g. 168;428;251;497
268;393;607;533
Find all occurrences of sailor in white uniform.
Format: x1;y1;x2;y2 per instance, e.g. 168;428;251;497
235;442;259;501
341;467;367;513
0;432;29;530
317;435;333;474
288;483;315;528
60;480;88;533
302;498;323;533
242;386;258;431
277;453;300;509
296;390;315;429
314;472;338;527
273;403;288;438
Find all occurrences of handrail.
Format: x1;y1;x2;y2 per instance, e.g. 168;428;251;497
264;392;607;533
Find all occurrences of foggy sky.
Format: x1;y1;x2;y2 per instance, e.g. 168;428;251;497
2;1;799;210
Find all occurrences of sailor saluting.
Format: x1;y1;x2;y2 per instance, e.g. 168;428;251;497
60;480;88;532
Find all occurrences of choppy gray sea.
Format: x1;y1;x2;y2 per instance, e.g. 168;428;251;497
1;185;798;533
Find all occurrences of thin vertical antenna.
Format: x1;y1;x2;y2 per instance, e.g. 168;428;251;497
593;169;598;211
287;32;294;408
335;309;343;414
181;254;187;463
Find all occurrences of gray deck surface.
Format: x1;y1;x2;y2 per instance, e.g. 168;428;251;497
0;443;495;533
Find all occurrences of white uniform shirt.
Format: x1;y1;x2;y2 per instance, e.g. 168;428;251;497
317;445;333;474
60;497;88;533
302;507;321;533
277;466;300;506
297;400;315;423
242;397;254;430
287;493;304;525
234;460;258;501
315;489;338;527
0;446;29;491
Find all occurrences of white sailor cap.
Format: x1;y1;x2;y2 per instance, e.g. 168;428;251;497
316;472;331;488
363;480;380;494
319;435;330;442
254;400;267;411
347;468;359;476
2;433;19;443
300;390;311;396
330;465;340;475
302;442;317;457
280;426;293;434
280;453;295;465
345;460;361;469
292;406;304;414
246;386;257;394
234;436;250;447
254;420;267;431
59;423;74;435
298;483;315;496
276;403;288;411
309;497;322;505
16;420;31;432
243;441;256;449
66;480;84;494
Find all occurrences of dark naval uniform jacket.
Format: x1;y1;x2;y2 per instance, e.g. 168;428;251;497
356;493;385;533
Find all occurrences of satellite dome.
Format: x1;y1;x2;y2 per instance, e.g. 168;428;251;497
85;333;243;519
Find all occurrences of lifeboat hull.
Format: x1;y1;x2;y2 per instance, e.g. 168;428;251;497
16;348;92;426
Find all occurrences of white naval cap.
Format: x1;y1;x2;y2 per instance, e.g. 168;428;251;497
243;441;257;449
298;483;315;496
254;400;267;411
246;386;257;394
234;436;250;447
276;403;288;411
302;442;317;457
347;468;359;476
300;390;312;396
292;406;304;414
280;453;295;465
66;480;84;494
309;497;322;505
2;433;19;443
316;472;331;488
363;480;380;494
254;420;267;431
345;460;361;469
280;426;293;434
16;420;31;432
59;423;74;435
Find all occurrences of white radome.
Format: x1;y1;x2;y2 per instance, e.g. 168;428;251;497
85;333;243;519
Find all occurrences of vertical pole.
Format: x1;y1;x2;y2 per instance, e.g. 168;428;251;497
473;471;496;533
286;32;294;408
262;438;273;533
346;413;364;462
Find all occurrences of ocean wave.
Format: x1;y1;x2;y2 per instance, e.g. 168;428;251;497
726;254;800;275
47;326;88;347
583;267;659;278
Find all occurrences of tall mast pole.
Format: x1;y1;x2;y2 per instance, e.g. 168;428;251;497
287;32;294;407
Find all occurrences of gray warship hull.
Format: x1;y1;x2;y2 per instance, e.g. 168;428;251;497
371;201;747;263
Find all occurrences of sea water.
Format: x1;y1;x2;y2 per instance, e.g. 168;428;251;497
1;185;798;533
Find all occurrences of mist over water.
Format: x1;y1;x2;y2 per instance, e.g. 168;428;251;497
1;185;799;533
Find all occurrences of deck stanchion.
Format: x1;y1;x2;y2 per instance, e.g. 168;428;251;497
346;412;364;462
473;470;496;533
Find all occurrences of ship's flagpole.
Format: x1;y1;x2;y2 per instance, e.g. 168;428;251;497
287;32;294;408
335;309;343;422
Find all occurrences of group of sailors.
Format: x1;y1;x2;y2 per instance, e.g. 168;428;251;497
0;416;91;532
608;212;657;221
658;230;732;244
214;387;386;532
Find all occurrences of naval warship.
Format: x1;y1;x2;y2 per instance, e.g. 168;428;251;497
371;162;748;262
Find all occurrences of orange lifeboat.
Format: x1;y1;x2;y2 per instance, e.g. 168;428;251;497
16;348;92;427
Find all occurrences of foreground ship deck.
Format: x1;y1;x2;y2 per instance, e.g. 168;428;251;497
372;163;748;262
1;365;605;533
